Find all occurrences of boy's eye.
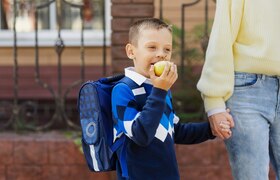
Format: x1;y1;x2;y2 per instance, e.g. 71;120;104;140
148;46;156;49
165;48;171;52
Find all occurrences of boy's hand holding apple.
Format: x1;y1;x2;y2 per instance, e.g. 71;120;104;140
149;61;178;91
154;61;171;76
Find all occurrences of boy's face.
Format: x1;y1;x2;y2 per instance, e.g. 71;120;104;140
126;28;172;78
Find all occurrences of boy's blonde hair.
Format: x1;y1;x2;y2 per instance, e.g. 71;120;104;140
129;18;172;46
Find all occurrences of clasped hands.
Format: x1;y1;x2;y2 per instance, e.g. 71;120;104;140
208;109;235;140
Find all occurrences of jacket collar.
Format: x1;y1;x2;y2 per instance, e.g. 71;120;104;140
124;67;152;86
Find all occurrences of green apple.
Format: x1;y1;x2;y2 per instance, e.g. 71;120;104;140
154;61;170;76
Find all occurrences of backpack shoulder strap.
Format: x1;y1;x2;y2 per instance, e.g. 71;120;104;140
112;76;147;178
118;76;147;110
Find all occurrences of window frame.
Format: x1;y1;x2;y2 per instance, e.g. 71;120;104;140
0;0;111;47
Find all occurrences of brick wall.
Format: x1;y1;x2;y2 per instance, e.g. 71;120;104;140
177;140;276;180
0;66;109;100
0;132;276;180
111;0;154;74
0;132;113;180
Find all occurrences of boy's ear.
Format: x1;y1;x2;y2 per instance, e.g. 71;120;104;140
125;43;135;60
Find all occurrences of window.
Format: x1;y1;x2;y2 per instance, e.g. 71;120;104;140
0;0;111;46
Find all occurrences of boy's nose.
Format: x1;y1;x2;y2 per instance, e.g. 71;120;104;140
156;52;167;60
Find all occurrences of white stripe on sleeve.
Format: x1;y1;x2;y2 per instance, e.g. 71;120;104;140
123;112;141;138
173;114;180;124
132;87;146;96
155;124;168;142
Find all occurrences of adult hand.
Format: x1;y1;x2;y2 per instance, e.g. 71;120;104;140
208;109;234;139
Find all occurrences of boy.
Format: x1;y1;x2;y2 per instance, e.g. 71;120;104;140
111;18;231;180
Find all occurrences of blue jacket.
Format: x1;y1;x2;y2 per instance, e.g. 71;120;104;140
111;68;215;180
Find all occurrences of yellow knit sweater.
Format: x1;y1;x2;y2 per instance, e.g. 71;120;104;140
197;0;280;112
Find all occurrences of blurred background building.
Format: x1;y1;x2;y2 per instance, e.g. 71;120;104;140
0;0;276;179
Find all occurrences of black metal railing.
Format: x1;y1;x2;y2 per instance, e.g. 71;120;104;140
158;0;216;78
0;0;213;130
158;0;216;122
0;0;107;131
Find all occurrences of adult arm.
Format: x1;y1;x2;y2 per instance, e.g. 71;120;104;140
196;0;243;138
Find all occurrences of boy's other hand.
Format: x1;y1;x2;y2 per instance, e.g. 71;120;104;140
149;62;178;91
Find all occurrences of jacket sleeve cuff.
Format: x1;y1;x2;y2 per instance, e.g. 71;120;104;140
203;96;226;112
207;108;226;117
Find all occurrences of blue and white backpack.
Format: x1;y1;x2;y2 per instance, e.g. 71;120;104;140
78;74;145;178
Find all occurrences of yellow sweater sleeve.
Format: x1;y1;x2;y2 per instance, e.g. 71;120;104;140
197;0;244;112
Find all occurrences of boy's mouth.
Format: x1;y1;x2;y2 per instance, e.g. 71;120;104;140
151;59;168;65
151;61;162;65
